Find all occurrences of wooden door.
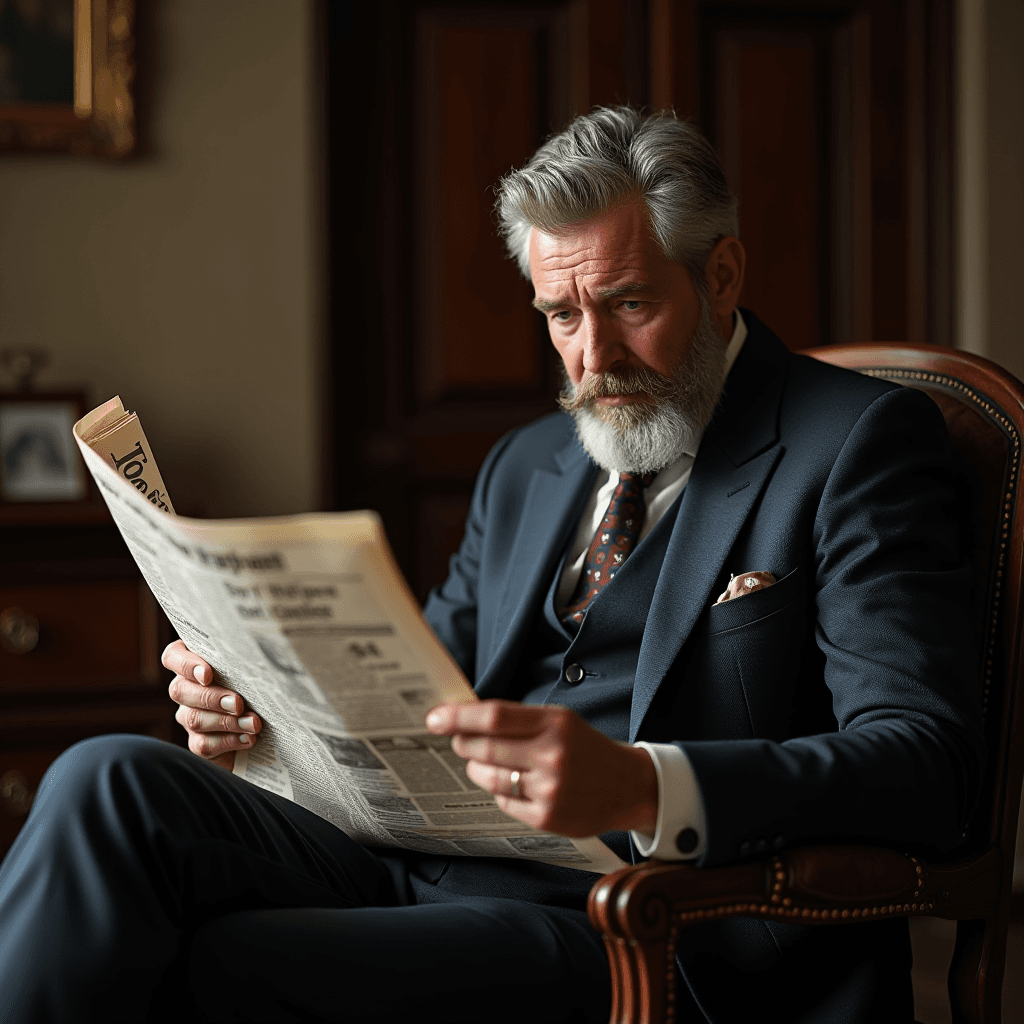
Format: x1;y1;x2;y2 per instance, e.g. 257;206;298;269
325;0;953;599
650;0;955;352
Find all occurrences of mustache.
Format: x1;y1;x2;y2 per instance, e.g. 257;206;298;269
557;365;678;413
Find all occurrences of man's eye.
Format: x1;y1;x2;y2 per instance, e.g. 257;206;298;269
621;300;642;311
553;310;573;322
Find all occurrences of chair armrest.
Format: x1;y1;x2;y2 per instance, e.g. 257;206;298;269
587;846;1001;1024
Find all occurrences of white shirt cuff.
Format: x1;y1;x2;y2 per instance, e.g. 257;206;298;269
630;742;707;861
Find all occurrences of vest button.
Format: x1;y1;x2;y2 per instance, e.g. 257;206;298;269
564;663;585;684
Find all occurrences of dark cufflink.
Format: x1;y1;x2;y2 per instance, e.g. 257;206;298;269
675;828;699;854
772;835;785;850
755;838;769;855
564;663;585;684
739;841;752;858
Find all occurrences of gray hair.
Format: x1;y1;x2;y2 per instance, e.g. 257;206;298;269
495;106;738;281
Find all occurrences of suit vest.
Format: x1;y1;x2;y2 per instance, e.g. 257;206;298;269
518;486;682;744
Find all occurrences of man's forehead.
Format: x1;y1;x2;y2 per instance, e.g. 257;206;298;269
527;212;666;292
530;247;650;279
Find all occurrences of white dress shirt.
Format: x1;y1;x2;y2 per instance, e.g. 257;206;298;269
557;312;748;861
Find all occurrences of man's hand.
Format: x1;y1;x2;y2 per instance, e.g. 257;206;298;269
425;700;657;838
162;639;261;770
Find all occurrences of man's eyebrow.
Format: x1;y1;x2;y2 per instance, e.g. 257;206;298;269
531;282;653;312
597;282;653;299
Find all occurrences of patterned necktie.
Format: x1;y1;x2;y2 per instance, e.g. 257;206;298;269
559;471;656;629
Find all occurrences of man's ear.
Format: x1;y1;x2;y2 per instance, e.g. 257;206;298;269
703;237;746;339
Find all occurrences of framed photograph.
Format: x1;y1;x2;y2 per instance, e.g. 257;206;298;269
0;392;88;503
0;0;135;158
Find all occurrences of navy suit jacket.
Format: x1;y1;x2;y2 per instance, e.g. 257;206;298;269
422;312;983;1020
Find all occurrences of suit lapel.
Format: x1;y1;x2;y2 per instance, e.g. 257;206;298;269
629;317;790;740
475;435;597;698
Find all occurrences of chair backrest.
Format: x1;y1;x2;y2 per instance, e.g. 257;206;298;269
805;342;1024;1018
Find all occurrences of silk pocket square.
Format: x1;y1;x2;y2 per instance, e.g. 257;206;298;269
715;571;777;604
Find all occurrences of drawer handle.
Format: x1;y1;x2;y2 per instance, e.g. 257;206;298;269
1;770;35;817
0;607;39;654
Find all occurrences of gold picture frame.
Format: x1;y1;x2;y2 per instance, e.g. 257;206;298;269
0;0;135;158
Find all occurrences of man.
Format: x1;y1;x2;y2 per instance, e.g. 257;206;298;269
0;108;981;1022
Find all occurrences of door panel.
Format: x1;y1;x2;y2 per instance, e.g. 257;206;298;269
712;23;826;349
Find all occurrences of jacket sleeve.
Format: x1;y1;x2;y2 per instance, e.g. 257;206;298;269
421;428;522;683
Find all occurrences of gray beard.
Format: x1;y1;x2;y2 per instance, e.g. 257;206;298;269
558;299;727;475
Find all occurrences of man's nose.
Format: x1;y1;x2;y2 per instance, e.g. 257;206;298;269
580;314;627;375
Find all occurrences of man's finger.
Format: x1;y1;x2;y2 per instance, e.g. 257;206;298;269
188;729;256;760
161;639;214;686
425;699;547;737
174;705;260;735
451;734;546;770
466;761;530;801
167;676;247;716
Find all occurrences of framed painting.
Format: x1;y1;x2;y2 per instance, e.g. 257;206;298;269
0;391;89;504
0;0;134;158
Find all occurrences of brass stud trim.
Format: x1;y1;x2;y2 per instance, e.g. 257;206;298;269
671;898;938;925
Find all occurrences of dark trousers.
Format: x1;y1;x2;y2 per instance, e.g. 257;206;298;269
0;736;611;1023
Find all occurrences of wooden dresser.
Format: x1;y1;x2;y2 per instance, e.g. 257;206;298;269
0;501;179;859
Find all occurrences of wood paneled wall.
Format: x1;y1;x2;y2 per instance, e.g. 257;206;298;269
327;0;954;599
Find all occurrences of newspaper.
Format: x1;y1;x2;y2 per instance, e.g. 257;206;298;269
73;397;625;874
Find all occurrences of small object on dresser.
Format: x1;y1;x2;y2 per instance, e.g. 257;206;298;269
0;606;39;655
0;390;89;504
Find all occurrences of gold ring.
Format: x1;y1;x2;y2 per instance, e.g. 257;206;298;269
510;770;521;799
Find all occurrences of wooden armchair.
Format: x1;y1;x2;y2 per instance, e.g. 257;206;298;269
588;344;1024;1024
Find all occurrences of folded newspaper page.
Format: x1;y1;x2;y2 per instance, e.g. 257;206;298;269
74;398;626;874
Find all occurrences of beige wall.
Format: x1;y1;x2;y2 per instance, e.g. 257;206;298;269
958;0;1024;384
0;0;323;517
981;0;1024;385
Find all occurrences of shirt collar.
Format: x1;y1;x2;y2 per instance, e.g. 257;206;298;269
723;308;748;379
